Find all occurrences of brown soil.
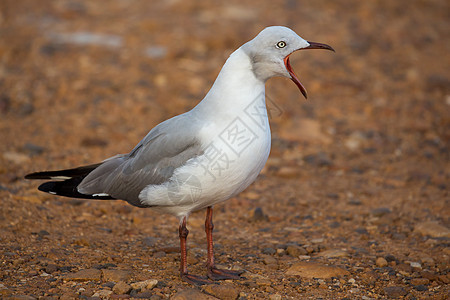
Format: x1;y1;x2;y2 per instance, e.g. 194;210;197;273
0;0;449;299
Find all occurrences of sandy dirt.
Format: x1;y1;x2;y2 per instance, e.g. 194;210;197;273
0;0;449;299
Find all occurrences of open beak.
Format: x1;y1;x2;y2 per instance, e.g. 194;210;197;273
284;41;335;99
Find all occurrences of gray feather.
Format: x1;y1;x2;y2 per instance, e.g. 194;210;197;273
77;113;203;206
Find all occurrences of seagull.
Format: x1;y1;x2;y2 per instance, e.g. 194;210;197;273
25;26;334;285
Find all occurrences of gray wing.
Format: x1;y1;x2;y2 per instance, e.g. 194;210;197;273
77;113;203;207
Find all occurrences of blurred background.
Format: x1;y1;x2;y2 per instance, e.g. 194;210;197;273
0;0;448;298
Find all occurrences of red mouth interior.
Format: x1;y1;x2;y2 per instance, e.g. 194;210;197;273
284;55;308;99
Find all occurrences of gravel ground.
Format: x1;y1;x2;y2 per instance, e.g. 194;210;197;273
0;0;449;299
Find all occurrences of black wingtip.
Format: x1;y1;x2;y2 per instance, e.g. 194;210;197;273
37;179;115;200
25;172;48;180
37;181;56;193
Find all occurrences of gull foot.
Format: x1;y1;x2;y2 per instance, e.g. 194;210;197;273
181;273;212;285
207;267;243;281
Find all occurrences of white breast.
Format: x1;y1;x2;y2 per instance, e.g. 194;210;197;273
139;48;271;218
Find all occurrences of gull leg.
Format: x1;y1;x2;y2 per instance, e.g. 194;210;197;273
205;207;243;280
179;217;211;285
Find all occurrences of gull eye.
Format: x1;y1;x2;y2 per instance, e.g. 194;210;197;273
276;41;286;48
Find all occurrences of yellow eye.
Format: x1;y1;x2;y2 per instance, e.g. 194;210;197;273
276;41;286;48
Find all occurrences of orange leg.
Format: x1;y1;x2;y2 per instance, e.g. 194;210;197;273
205;207;243;280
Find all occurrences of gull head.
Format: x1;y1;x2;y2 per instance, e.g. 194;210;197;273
241;26;335;99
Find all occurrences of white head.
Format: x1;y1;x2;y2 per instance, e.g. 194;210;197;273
241;26;334;98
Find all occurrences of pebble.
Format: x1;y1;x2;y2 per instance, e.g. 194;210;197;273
92;289;113;298
420;256;435;265
317;249;349;258
303;152;332;167
375;257;388;267
263;255;277;265
101;269;132;282
143;237;158;247
286;245;307;257
64;268;101;281
172;288;217;300
370;207;392;217
3;151;30;164
22;143;44;156
202;284;239;300
298;255;311;260
414;284;428;291
279;119;331;145
45;264;59;274
355;228;368;235
409;261;422;270
262;247;276;255
256;278;272;286
410;278;429;285
420;270;437;281
285;261;349;278
130;279;158;291
269;294;282;300
250;207;268;222
414;221;450;238
276;166;299;178
112;281;131;294
9;295;37;300
383;286;407;298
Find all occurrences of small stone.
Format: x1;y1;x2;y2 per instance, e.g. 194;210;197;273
370;207;392;217
305;246;315;254
45;264;59;273
263;255;277;265
376;257;388;267
250;207;268;222
172;288;216;300
202;284;239;300
317;249;349;258
411;278;429;286
414;285;428;291
414;221;450;238
437;274;449;284
92;289;113;298
80;137;108;147
385;254;397;262
409;261;422;270
420;271;437;281
262;247;276;255
22;143;45;156
355;228;368;235
269;294;282;300
256;278;272;286
130;279;158;291
396;263;412;275
298;255;311;260
286;245;307;257
153;251;166;258
310;238;324;244
64;268;101;281
276;166;299;178
285;261;349;278
9;295;36;300
133;291;154;298
112;281;132;294
143;237;158;247
276;248;285;255
101;269;132;282
420;256;435;265
3;151;30;164
383;286;407;298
